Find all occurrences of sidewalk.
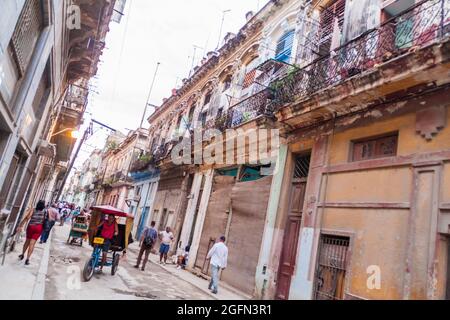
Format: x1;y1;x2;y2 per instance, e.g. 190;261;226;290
0;232;51;300
127;242;251;300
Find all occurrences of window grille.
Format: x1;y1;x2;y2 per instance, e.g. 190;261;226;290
314;234;350;300
10;0;44;75
293;155;311;179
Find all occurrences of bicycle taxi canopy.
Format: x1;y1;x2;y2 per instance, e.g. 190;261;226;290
88;206;134;250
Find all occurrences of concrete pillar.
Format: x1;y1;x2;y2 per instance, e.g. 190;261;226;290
178;172;203;251
254;144;288;298
187;169;214;270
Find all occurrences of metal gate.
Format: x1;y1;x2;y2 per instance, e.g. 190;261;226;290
314;234;350;300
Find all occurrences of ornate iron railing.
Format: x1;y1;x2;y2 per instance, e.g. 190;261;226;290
215;89;272;130
271;0;450;108
62;83;89;114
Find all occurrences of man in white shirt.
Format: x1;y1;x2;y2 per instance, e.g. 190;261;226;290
159;226;174;265
206;236;228;294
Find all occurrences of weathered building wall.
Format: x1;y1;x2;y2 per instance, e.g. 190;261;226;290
287;98;450;300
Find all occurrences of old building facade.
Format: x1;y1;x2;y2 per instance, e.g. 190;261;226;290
132;0;450;300
0;0;116;249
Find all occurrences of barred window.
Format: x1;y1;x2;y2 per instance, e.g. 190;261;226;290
10;0;44;75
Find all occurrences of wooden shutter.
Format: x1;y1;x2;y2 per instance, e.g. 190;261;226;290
317;0;346;56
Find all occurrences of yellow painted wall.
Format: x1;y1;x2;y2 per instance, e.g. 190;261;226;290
322;208;409;299
328;109;450;165
325;167;412;203
318;106;450;299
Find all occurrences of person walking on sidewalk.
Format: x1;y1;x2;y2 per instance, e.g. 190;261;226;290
207;236;228;294
40;203;60;244
134;221;158;271
158;226;173;265
17;200;48;265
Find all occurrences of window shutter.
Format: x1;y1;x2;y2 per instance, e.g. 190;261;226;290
317;0;346;56
275;30;295;62
10;0;44;75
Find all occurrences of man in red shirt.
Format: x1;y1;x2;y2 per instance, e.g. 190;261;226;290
97;214;118;272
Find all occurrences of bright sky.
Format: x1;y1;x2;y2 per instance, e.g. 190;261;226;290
73;0;266;171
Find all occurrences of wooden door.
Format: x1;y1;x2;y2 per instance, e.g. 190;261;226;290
276;154;311;300
276;179;307;300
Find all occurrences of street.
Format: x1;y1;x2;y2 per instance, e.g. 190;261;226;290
0;221;245;300
44;224;212;300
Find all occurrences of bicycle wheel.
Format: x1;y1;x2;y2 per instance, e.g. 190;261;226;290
111;253;120;276
83;258;95;281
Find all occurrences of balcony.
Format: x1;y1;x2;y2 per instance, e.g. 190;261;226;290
61;83;89;116
129;153;154;173
209;89;273;131
271;0;450;110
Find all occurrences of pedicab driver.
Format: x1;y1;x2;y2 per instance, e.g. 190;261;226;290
97;214;118;272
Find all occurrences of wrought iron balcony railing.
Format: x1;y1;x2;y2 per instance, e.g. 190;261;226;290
61;83;89;114
271;0;450;109
213;89;273;130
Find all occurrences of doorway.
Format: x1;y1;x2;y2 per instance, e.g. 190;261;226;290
275;154;311;300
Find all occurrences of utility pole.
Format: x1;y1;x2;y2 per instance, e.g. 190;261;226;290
124;62;161;200
216;10;231;51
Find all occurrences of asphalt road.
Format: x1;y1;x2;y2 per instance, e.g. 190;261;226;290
44;224;211;300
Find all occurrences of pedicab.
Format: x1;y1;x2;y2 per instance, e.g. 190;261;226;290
67;214;89;246
83;205;134;282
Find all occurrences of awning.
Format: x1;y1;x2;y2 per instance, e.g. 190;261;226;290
90;205;133;218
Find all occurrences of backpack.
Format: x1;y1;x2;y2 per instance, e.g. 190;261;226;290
143;228;156;247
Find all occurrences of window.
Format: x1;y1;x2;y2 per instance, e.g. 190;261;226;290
199;111;207;127
351;133;398;162
135;186;142;196
217;107;223;119
293;154;311;179
0;46;20;105
317;0;346;56
314;234;350;300
222;75;232;92
275;29;295;63
188;106;195;127
203;92;212;106
10;0;44;75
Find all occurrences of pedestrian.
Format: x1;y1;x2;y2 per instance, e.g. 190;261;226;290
158;226;174;265
206;236;228;294
177;245;190;270
97;214;118;272
17;200;48;265
57;201;64;214
134;221;158;271
40;203;60;244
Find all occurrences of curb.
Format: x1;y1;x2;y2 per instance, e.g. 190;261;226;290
31;231;52;300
